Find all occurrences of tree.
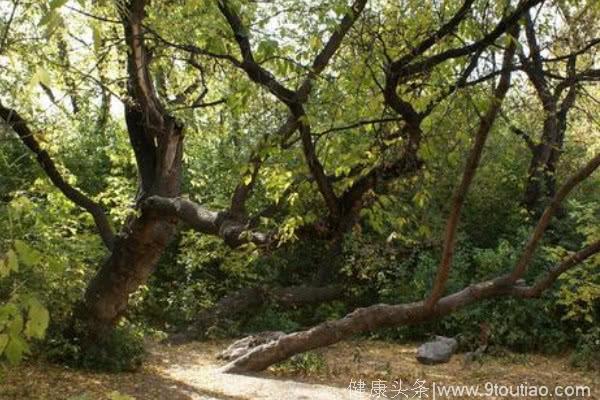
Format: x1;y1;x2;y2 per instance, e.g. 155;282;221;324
515;8;600;212
0;0;598;365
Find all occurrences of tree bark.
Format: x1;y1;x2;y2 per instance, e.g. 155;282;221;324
81;214;178;335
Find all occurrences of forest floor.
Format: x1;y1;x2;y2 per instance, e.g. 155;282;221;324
0;339;598;400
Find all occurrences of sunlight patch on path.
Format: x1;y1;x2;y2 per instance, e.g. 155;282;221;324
150;343;366;400
164;365;367;400
162;362;367;400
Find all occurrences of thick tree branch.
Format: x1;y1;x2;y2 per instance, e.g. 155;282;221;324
391;0;476;70
121;0;184;198
381;0;538;123
522;11;548;99
220;237;598;373
294;106;341;217
296;0;368;100
141;196;271;247
396;0;542;77
542;37;600;63
217;0;297;105
0;103;115;249
217;0;369;221
427;27;519;308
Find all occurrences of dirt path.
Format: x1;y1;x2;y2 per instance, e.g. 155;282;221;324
1;340;598;399
152;341;363;400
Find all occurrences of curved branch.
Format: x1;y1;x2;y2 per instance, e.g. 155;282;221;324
217;0;297;105
0;103;115;249
396;0;542;77
296;0;368;100
391;0;476;70
216;0;368;220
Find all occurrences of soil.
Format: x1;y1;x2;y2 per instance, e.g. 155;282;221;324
0;339;598;399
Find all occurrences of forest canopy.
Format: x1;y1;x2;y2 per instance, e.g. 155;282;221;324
0;0;599;375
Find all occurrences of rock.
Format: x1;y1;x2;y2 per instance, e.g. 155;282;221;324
217;331;285;361
463;344;487;365
416;336;458;365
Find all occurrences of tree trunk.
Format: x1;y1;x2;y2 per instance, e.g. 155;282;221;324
79;214;178;336
523;140;564;213
72;0;186;337
219;277;518;373
523;122;559;212
523;144;548;211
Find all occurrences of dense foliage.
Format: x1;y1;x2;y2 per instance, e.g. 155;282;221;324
0;0;599;372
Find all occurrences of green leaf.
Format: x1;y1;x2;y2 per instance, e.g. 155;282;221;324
6;249;18;273
25;298;49;339
36;67;52;87
50;0;69;9
38;10;57;27
0;304;18;325
8;314;23;336
14;240;42;267
25;300;49;339
4;335;29;365
0;334;8;353
92;26;102;54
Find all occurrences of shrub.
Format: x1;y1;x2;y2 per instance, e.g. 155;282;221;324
571;327;600;370
45;323;146;373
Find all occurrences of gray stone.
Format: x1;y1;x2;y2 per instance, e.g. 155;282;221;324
416;336;458;365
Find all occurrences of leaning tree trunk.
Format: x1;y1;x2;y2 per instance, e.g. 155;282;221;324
221;241;599;373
